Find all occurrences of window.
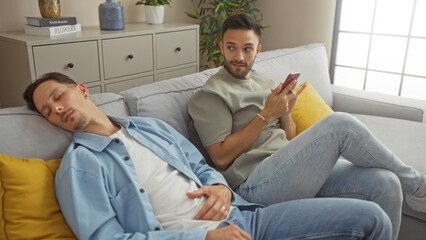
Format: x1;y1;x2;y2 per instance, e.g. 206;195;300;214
330;0;426;101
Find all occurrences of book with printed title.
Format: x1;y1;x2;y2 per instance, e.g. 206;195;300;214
25;16;77;27
24;24;82;37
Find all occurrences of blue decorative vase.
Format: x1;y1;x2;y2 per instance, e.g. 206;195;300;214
98;0;125;30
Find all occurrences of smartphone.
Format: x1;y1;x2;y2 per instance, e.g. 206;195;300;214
279;72;300;94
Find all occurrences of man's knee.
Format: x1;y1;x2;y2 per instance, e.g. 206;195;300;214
377;170;402;202
323;112;358;127
356;201;393;239
367;202;393;239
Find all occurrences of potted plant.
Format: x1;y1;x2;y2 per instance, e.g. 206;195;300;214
135;0;172;24
186;0;269;69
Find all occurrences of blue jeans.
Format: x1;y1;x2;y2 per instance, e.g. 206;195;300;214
220;198;392;239
235;112;425;240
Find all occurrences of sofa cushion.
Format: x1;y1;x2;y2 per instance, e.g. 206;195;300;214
120;72;212;139
90;92;129;117
0;106;72;160
251;43;333;107
351;113;426;222
0;93;128;160
292;82;334;135
0;154;76;240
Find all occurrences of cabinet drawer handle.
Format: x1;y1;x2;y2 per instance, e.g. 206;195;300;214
175;47;182;52
67;63;74;68
128;54;134;59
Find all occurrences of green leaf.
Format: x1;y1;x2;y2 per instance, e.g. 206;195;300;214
211;49;221;55
185;12;198;19
191;2;199;16
214;3;223;12
224;0;239;7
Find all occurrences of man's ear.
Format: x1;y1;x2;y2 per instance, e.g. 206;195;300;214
255;44;262;58
220;41;224;55
76;83;89;99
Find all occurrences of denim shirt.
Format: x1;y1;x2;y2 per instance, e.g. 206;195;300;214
55;116;260;240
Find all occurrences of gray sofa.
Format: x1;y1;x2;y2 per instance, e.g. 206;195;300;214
1;43;425;239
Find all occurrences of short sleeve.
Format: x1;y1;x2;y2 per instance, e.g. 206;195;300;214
188;90;233;147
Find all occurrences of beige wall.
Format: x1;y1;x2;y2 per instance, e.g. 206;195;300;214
257;0;336;60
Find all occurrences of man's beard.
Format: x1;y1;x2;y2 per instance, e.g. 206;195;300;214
223;58;254;79
73;113;87;131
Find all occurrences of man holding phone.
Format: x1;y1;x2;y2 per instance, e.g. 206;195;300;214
188;13;426;240
279;72;301;94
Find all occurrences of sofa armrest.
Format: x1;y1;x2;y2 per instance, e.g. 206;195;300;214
331;85;426;123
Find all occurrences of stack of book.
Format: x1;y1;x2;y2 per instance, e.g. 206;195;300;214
24;16;81;37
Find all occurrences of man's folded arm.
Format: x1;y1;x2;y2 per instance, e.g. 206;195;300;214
55;156;208;240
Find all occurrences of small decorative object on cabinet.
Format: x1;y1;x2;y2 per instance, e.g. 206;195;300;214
24;24;81;36
135;0;172;24
25;16;77;27
99;0;125;30
145;5;164;24
38;0;61;18
0;22;199;108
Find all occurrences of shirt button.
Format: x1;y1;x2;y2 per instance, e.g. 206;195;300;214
114;139;120;143
124;156;130;161
139;188;145;193
154;227;161;231
267;132;272;137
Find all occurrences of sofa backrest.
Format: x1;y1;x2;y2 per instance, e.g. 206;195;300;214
251;43;333;106
0;93;128;160
120;71;214;139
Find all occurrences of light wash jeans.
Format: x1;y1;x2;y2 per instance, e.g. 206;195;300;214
235;112;425;240
219;197;392;239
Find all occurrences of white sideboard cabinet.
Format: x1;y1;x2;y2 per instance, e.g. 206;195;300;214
0;22;199;108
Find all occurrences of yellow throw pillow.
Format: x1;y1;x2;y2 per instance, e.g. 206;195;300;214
0;154;76;240
291;82;334;135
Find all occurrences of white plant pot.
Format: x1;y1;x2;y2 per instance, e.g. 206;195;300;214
145;5;165;24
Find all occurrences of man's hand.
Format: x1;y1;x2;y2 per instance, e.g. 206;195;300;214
187;185;232;221
206;225;251;240
285;81;306;113
261;80;306;121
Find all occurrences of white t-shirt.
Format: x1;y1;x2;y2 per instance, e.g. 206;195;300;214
111;127;232;230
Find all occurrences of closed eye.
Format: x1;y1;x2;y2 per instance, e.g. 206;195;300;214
54;92;63;101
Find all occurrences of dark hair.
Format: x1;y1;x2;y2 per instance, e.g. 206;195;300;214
221;13;261;40
23;72;77;112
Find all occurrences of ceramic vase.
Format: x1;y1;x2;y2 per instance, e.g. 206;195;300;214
38;0;60;18
99;0;125;30
145;5;165;24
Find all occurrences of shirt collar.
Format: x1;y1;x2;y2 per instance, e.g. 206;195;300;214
73;116;134;152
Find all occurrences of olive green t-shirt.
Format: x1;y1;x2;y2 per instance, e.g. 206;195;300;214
188;67;289;189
